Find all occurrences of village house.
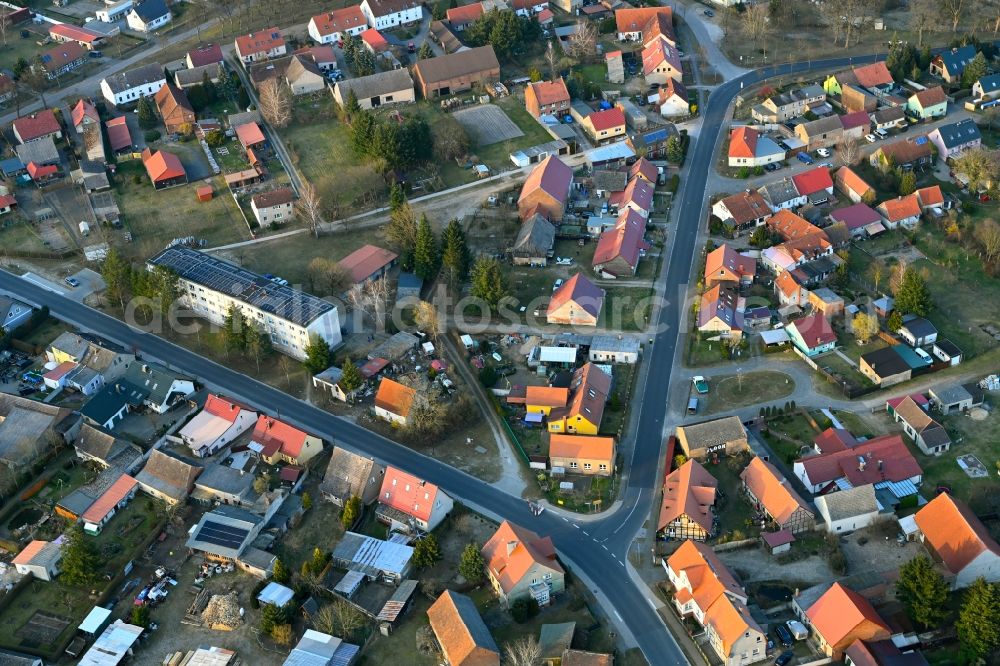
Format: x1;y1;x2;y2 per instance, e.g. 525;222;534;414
320;446;385;506
842;84;878;114
179;394;257;458
427;591;500;666
413;45;499;98
615;7;675;45
666;540;768;666
814;484;879;534
697;285;740;340
340;244;399;286
374;377;416;425
870;136;935;170
153;83;195;134
830;203;883;238
859;346;912;387
795;115;844;151
283;55;326;95
0;296;31;331
376;466;453;532
0;396;74;471
610;177;654;219
759;178;806;211
907;87;948;120
100;63;166;107
727;126;785;168
308;6;369;43
897;315;938;347
135;449;202;504
592;212;647;277
49;23;106;50
581;107;627;145
512;213;556;267
71;99;99;136
518;154;574;222
12;540;62;581
876;194;922;229
12;109;62;144
235;121;267;153
588;336;640;364
482;521;565;607
704;244;756;289
804;583;890;660
191;464;255;507
141;148;187;189
186;503;280;577
106;116;133;153
711;189;772;235
654;78;689;117
511;0;547;16
82;474;138;535
740;456;814;533
525;78;571;118
549;434;615;476
658;459;718;541
927;118;981;163
35;42;88;80
249;415;322;466
839;110;871;142
913;492;1000;589
360;28;391;55
250;188;295;227
870;106;906;131
641;37;682;86
793;433;921;494
929;45;977;84
973;73;1000;101
547;273;605;327
675;416;748;460
175;63;225;90
546;363;611;435
360;0;423;30
791;166;835;205
126;0;171;32
446;2;483;30
889;395;950;455
0;194;15;216
834;167;875;204
235;28;287;63
844;639;931;666
751;85;825;123
824;62;894;97
333;68;415;109
186;44;224;68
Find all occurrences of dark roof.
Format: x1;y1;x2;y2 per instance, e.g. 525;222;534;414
936;45;977;76
194;464;254;498
334;68;413;101
414;46;499;85
933;118;981;149
934;338;962;357
131;0;170;22
136;449;202;501
899;316;937;339
860;346;909;377
121;362;191;407
513;214;556;257
103;63;165;94
81;382;143;424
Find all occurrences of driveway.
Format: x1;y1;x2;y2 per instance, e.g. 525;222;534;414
17;268;104;303
383;12;432;64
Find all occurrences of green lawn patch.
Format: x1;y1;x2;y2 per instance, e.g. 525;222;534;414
760;411;819;464
598;287;654;332
702;371;795;415
916;410;1000;512
707;453;759;542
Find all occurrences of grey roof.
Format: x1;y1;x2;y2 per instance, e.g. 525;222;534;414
57;488;97;517
871;106;904;124
320;446;381;501
589;335;640;354
591;170;627;193
758;178;801;207
934;338;962;357
335;68;414;102
513;214;556;257
799;84;825;99
285;54;324;85
175;63;223;87
414;45;499;85
677;416;746;449
149;246;335;328
131;0;169;21
899;316;937;339
103;63;165;94
75;423;133;464
15;136;59;166
930;384;973;406
816;484;877;522
136;449;201;501
799;115;843;137
121;361;192;407
0;296;30;327
0;407;58;464
539;622;576;659
194;463;254;498
185;504;261;559
0;649;43;666
227;110;262;129
367;331;419;361
933;118;981;149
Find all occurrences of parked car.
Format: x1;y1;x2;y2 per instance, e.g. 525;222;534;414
796;152;814;164
555;257;573;266
774;624;793;647
703;8;714;16
774;651;795;666
552;278;564;291
764;163;778;172
64;277;81;288
865;134;877;143
407;42;415;53
816;148;831;158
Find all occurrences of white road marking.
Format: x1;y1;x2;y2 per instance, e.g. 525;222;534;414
618;560;625;568
573;523;580;529
582;530;589;536
602;544;609;551
613;496;642;534
614;610;623;622
647;598;658;610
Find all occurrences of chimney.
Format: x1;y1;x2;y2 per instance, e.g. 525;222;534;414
878;460;883;471
506;541;518;557
858;456;866;472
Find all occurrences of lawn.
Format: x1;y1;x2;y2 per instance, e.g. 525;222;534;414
706;453;758;542
917;409;1000;513
111;161;249;260
600;365;634;438
270;499;345;569
15;316;67;348
472;96;556;169
814;351;873;394
598;287;654;332
0;222;52;256
760;411;820;465
702;371;795;415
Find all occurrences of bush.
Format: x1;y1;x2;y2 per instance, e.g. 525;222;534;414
144;130;161;142
510;597;539;623
666;174;680;193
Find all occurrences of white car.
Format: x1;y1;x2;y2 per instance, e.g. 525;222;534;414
555;257;573;266
552;279;564;291
865;134;877;143
816;148;831;158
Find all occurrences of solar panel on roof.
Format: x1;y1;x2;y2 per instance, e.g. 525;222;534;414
197;520;250;550
914;136;927;145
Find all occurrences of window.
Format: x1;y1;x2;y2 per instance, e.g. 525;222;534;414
599;464;608;471
569;462;578;468
583;463;592;470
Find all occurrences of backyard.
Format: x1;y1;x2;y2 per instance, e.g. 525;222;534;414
918;408;1000;513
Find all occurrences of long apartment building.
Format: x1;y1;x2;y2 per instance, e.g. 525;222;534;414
148;247;342;360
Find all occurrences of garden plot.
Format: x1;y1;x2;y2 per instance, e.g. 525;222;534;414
16;611;70;649
957;454;989;479
452;105;524;146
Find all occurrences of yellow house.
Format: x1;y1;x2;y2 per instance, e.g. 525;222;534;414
547;364;611;435
549;434;615;476
526;386;570;416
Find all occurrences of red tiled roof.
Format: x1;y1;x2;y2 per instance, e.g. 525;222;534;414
38;42;86;74
360;27;389;51
775;270;802;299
27;162;57;180
911;86;947;108
235;122;266;148
547;273;605;320
12;110;60;143
797;434;921;487
830;203;882;231
593;214;647;273
379;466;443;523
790;313;837;349
235;28;284;58
813;428;858;454
340;244;398;283
251;187;294;209
12;540;50;566
482;520;563;594
142;149;185;182
310;6;367;38
446;2;484;24
106;116;132;152
886;393;929;411
71;99;99;128
834;166;873;198
82;474;137;524
729;126;758;159
615;7;673;38
641;36;680;77
914;492;1000;576
916;185;944;207
705;244;756;282
519;155;573;208
877;194;921;222
0;194;15;209
806;583;890;649
792;166;833;196
187;44;224;67
840;110;871;131
375;377;416;418
527;78;570;107
203;394;251;423
44;361;76;381
50;23;103;44
762;530;795;548
852;62;894;89
536;8;553;23
251;415;312;459
587;107;625;132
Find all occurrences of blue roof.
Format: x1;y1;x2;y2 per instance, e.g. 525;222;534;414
978;73;1000;94
0;158;25;175
937;45;977;76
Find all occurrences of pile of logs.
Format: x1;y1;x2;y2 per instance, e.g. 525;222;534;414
201;592;243;631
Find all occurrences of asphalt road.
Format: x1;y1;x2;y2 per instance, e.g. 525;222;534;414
0;52;883;663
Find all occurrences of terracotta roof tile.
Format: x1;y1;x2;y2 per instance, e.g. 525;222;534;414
914;492;1000;576
740;457;812;525
797;434;921;488
310;6;367;38
82;474;137;524
379;466;443;523
834;166;873;199
251;415;311;459
547;273;605;320
587;107;626;132
12;110;60;143
427;590;500;666
729;126;758;159
339;244;398;283
525;386;569;408
791;166;834;196
705;244;756;283
805;583;890;649
659;459;718;532
549;434;615;463
852;62;894;89
446;2;484;24
482;520;563;594
527;78;570;107
911;86;946;108
374;378;416;418
877;194;921;222
235;28;284;58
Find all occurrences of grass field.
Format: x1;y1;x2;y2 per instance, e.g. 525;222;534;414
0;222;51;256
702;371;795;414
112;161;249;260
599;287;654;331
918;410;1000;513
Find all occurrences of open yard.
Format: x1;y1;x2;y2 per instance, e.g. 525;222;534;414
706;453;758;543
452;105;524;146
760;410;821;464
918;406;1000;513
702;371;795;415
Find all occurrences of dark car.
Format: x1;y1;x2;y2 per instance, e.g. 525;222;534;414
774;650;794;666
704;9;714;16
774;624;793;647
64;277;81;288
764;163;777;172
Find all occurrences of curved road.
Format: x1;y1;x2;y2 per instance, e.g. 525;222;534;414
0;53;881;664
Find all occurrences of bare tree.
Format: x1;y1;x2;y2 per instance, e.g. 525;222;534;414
988;0;1000;36
313;600;363;638
296;180;324;237
938;0;966;33
503;636;541;666
910;0;939;46
0;12;10;47
258;78;292;128
837;139;863;166
413;300;443;341
976;219;1000;263
307;257;349;295
545;41;559;81
565;21;598;61
741;4;770;45
347;277;391;330
870;259;885;294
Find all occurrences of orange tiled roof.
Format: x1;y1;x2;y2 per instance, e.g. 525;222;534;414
805;583;890;648
310;6;367;38
527;78;570;106
615;7;673;38
705;244;756;282
251;415;311;459
739;457;812;525
835;166;873;198
852;62;893;88
547;273;605;320
549;434;615;462
446;2;484;24
916;185;944;207
427;590;499;665
82;474;137;524
525;386;569;408
379;466;443;523
659;459;718;532
913;492;1000;576
12;540;49;566
374;378;416;418
775;270;802;299
482;520;563;594
729;126;757;159
877;194;921;222
236;28;284;57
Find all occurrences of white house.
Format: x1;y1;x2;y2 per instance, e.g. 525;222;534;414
914;492;1000;589
927;118;982;164
100;63;166;107
235;28;287;64
96;0;133;23
308;6;369;44
0;295;32;331
360;0;423;30
814;485;879;534
122;362;195;414
250;188;295;228
12;540;62;581
126;0;172;32
179;394;258;458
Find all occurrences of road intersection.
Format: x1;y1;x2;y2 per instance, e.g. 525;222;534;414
0;50;883;664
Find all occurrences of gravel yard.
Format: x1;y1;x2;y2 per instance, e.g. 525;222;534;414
453;104;525;146
718;547;835;586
